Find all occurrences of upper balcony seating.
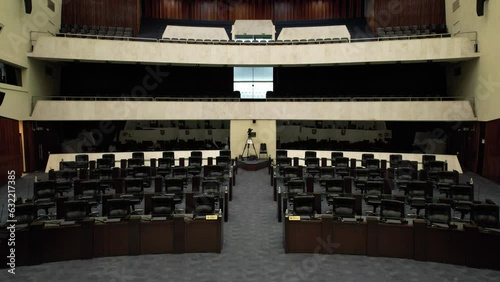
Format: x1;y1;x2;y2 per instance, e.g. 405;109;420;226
59;24;134;38
375;24;448;39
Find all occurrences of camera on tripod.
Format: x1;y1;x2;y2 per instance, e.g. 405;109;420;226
247;128;253;136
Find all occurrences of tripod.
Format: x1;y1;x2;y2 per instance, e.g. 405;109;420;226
241;135;258;160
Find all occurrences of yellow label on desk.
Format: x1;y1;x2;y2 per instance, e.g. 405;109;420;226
289;216;301;221
206;215;218;220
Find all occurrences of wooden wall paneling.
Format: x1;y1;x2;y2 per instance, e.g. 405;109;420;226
369;0;445;30
0;117;23;185
483;119;500;182
23;121;36;173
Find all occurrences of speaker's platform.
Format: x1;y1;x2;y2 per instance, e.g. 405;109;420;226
237;158;270;171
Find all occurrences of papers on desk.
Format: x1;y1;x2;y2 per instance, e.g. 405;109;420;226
60;221;76;226
106;218;121;223
432;223;449;229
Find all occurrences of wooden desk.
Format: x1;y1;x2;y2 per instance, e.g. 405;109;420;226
93;216;140;258
284;217;323;253
414;220;465;265
184;216;223;253
367;217;414;259
140;220;175;254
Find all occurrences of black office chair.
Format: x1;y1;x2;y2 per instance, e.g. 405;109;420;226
219;150;231;157
436;171;459;197
394;160;414;193
287;179;306;200
330;196;356;218
96;158;113;169
471;201;499;228
191;151;203;158
193;194;216;217
216;156;230;168
188;156;203;176
132;152;145;163
122;178;144;211
276;150;288;158
75;154;89;169
366;159;381;178
364;181;384;215
202;179;221;196
51;170;74;196
380;199;405;222
354;168;369;193
259;143;268;159
334;157;350;178
422;155;436;170
293;195;315;217
33;180;58;216
305;151;317;158
163;151;175;159
361;154;374;167
305;157;320;177
331;152;343;166
102;153;116;167
426;161;446;182
63;200;89;221
426;203;452;225
127;158;143;176
319;167;335;185
450;184;474;220
133;166;152;187
157;157;174;177
105;198;131;219
79;180;100;210
406;181;430;217
164;177;185;204
13;203;36;225
96;167;114;193
151;195;176;217
389;154;403;168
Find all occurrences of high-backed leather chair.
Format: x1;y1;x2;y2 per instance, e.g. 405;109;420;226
395;160;414;193
450;184;474;220
202;179;221;195
293;195;315;216
305;151;317;159
331;152;343;166
34;180;58;216
364;180;384;215
406;181;430;217
334;157;350;178
287;179;306;199
102;153;116;167
422;155;436;170
123;178;144;211
426;203;451;225
157;157;174;177
471;201;499;228
389;154;403;168
163;151;175;159
164;177;185;204
436;170;459;196
151;195;176;217
305;157;320;177
63;200;89;221
361;154;375;167
105;198;130;219
133;166;152;187
75;154;89;169
193;194;216;216
330;196;356;218
276;150;288;158
380;199;405;221
354;168;369;193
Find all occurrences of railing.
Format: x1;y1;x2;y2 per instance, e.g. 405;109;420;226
30;95;475;116
30;30;457;50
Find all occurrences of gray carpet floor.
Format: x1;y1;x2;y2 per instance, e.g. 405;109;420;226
1;169;500;281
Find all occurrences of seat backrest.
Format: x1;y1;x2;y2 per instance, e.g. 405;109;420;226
260;143;267;151
124;178;144;194
202;180;221;194
102;154;115;165
106;199;130;218
128;158;143;168
158;158;174;168
305;151;317;158
365;181;383;196
287;180;305;194
361;154;375;167
428;161;445;172
191;151;203;158
64;200;89;220
216;156;230;166
97;158;113;169
193;194;216;216
366;159;380;169
426;203;451;224
132;152;144;160
276;150;288;158
450;184;474;201
189;156;203;166
172;167;187;177
293;195;315;216
336;157;349;168
14;203;36;224
472;203;499;228
305;157;319;167
324;178;344;193
81;180;99;196
34;180;57;200
151;195;175;217
277;157;291;167
163;151;175;159
219;150;231;157
389;154;403;168
407;180;428;197
380;199;405;220
422;155;436;169
331;197;355;217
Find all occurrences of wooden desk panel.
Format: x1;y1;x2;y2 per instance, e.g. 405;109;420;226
94;222;131;257
184;217;222;253
425;227;465;265
465;224;500;270
285;219;323;253
41;225;83;263
332;221;367;255
376;222;414;259
140;221;175;254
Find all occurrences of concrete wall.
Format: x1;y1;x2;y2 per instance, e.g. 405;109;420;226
230;120;276;159
30;36;477;66
162;26;229;40
445;0;500;121
30;100;476;121
0;0;61;120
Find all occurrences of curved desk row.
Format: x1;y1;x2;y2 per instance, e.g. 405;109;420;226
0;214;223;268
284;215;500;270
